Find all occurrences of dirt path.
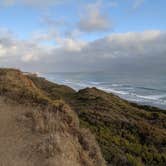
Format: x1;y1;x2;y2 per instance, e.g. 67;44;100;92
0;98;42;166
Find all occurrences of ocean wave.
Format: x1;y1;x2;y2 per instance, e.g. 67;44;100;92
132;94;166;100
40;73;166;108
97;87;166;105
63;79;73;84
125;93;166;106
88;81;101;85
135;86;166;92
89;82;134;89
97;87;129;95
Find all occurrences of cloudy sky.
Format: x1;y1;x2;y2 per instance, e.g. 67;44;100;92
0;0;165;72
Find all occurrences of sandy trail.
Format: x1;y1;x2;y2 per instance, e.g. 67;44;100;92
0;98;41;166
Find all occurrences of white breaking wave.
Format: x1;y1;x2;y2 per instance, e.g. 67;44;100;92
97;87;129;95
40;73;166;109
134;94;166;100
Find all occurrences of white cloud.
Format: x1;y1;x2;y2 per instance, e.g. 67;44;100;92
0;30;166;72
56;37;87;52
78;2;112;32
31;30;58;42
133;0;145;9
0;45;7;57
22;54;35;62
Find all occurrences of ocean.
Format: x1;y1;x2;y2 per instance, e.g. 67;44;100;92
40;71;166;109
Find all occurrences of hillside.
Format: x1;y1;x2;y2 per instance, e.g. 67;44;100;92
28;74;166;166
0;69;105;166
72;88;166;166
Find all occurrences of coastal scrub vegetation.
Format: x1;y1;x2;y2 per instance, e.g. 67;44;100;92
0;68;166;166
28;74;166;166
0;68;106;166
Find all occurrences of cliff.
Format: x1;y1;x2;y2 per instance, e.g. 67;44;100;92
28;72;166;166
0;68;166;166
0;68;105;166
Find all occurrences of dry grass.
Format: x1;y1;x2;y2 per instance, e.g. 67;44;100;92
3;68;166;165
0;69;106;166
0;97;106;166
11;68;166;166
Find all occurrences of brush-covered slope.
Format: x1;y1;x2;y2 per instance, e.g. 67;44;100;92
0;69;106;166
29;75;166;166
72;88;166;166
27;74;76;101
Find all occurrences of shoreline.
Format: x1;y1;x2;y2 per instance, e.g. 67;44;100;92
38;73;166;111
1;68;166;165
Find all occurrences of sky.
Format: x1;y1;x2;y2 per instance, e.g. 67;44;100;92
0;0;165;72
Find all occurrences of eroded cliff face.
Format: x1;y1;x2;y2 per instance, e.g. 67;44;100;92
0;69;106;166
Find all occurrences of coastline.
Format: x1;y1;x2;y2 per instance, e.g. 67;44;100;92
1;68;166;166
39;72;166;110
